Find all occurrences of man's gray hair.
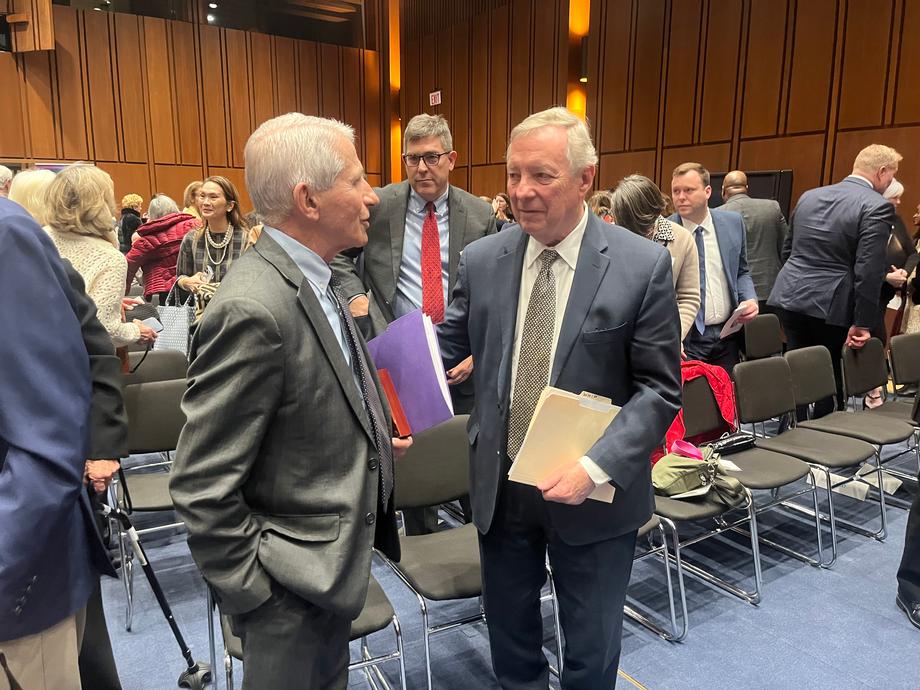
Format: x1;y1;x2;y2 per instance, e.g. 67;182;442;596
147;194;180;220
403;114;453;153
245;112;355;226
853;144;902;174
507;107;598;173
0;165;12;189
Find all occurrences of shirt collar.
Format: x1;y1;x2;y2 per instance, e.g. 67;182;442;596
524;203;588;271
681;208;713;234
409;186;450;216
846;174;874;189
261;225;331;292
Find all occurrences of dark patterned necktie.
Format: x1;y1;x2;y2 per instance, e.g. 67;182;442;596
694;227;707;334
507;249;559;460
421;201;445;323
329;278;394;507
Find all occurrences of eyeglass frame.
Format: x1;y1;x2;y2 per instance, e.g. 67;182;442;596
402;151;451;168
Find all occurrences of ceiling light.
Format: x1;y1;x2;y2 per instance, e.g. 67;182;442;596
208;3;218;8
206;13;215;22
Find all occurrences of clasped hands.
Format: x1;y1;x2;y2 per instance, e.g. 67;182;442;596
84;459;121;493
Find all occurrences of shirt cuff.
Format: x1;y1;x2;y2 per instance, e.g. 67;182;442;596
579;456;611;486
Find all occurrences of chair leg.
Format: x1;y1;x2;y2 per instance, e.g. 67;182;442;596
743;490;764;605
545;564;564;675
393;613;407;690
206;587;217;690
873;451;889;541
224;651;234;690
420;596;433;690
119;527;134;632
659;518;688;641
808;470;825;567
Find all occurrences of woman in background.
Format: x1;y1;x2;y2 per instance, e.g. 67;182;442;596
588;190;614;223
7;168;55;223
611;174;701;342
182;180;203;219
492;192;514;230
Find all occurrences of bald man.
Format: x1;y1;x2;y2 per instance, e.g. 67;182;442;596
719;171;788;311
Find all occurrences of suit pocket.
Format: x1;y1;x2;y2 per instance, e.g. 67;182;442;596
467;419;480;446
581;322;628;345
258;513;341;543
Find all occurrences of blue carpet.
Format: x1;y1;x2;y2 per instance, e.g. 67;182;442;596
103;447;920;689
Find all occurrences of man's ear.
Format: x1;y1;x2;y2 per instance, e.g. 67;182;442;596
293;181;319;220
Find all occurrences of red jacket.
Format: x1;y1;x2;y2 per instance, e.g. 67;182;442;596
125;213;199;297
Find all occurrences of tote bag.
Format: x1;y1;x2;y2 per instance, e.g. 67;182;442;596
155;284;195;357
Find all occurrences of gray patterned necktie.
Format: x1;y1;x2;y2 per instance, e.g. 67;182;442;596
507;249;559;460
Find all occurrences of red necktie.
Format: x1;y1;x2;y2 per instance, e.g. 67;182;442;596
421;201;444;323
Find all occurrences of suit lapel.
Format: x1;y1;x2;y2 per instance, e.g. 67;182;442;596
388;182;410;301
551;217;609;384
496;230;529;407
447;186;467;294
711;210;738;298
255;235;375;443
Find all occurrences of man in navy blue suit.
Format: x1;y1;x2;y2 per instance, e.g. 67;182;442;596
670;162;759;372
0;197;115;690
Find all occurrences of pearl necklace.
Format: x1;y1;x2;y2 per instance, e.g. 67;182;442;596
205;225;233;268
206;225;233;249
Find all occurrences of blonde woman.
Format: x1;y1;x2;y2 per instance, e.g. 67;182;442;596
7;168;55;223
43;165;157;347
183;179;203;219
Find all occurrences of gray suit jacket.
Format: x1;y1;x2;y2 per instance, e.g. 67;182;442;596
331;180;497;337
438;215;682;543
720;193;788;301
768;177;894;328
169;232;398;619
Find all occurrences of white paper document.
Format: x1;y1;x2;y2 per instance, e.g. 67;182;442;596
508;387;620;503
719;305;747;339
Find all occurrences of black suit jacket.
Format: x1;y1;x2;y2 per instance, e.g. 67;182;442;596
769;177;894;328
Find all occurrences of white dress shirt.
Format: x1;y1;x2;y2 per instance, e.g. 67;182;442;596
509;205;611;487
681;210;733;325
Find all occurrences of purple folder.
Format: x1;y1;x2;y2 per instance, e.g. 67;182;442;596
366;309;454;435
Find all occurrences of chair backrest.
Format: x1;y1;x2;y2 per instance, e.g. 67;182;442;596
889;333;920;386
743;313;783;359
733;356;796;423
841;337;888;397
124;379;187;454
785;346;838;407
393;415;470;510
682;376;726;437
124;349;188;386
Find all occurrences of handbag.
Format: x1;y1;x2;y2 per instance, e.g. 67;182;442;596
155;284;195;357
195;281;220;322
707;430;756;455
652;441;745;507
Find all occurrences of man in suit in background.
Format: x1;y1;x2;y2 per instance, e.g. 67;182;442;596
769;144;900;417
170;113;409;689
333;113;495;534
438;107;681;688
0;198;115;690
720;170;789;313
670;162;759;372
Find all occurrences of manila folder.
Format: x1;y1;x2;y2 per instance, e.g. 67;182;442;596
508;387;619;503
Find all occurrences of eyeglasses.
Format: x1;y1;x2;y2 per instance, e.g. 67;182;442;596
403;152;450;168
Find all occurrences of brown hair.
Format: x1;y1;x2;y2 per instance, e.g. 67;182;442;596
671;162;710;187
195;175;249;239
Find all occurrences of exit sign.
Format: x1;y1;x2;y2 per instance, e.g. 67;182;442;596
429;90;442;106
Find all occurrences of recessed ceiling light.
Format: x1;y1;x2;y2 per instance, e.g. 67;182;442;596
208;2;218;8
206;13;215;22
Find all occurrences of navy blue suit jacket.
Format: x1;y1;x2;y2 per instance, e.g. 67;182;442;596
768;177;893;328
438;213;682;543
670;208;757;314
0;198;104;640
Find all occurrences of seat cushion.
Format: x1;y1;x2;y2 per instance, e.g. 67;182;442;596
392;523;482;601
350;575;395;640
654;495;733;522
797;411;914;445
755;428;875;468
637;515;661;538
123;472;174;511
721;448;810;489
868;400;918;427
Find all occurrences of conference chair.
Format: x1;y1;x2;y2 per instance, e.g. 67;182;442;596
734;356;883;567
685;375;824;568
887;333;920;403
211;573;407;690
124;348;188;386
743;313;783;360
379;415;562;690
114;379;186;631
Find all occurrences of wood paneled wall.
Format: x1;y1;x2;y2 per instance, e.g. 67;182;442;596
0;6;384;211
400;0;570;194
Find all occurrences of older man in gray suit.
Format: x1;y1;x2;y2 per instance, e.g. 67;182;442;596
333;113;495;533
170;113;410;690
720;170;789;311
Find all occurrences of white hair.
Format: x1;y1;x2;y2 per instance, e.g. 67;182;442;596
883;178;904;200
147;194;180;220
244;112;355;226
507;107;598;173
8;169;55;222
853;144;902;174
0;165;12;189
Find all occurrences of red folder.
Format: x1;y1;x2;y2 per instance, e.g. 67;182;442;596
378;369;412;437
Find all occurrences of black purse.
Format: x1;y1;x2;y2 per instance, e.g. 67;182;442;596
706;431;756;455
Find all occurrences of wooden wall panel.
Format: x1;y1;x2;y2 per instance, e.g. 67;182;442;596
450;21;469;164
83;11;119;161
226;29;253;168
595;0;631;153
435;29;451;120
470;164;505;197
740;0;787;139
320;43;342;120
597;150;656;190
153;164;205;208
342;48;363;148
363;50;382;174
114;14;146;163
53;6;88;161
297;41;320;116
144;18;176;164
403;39;421;120
487;3;510;162
699;0;742;143
451;167;468;195
662;0;701;147
531;0;560;114
21;52;57;159
630;0;665;150
738;134;825;206
894;0;920;124
508;0;532;132
659;143;730;192
419;36;435;114
97;162;150;206
0;54;27;158
172;21;202;166
837;0;892;130
786;0;836;134
250;33;274;129
274;38;298;115
469;13;489;165
198;24;229;167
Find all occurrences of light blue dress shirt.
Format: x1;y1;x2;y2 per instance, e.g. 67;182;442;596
262;226;352;371
394;187;451;318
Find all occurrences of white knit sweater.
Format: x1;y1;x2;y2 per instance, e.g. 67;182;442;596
45;226;141;347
